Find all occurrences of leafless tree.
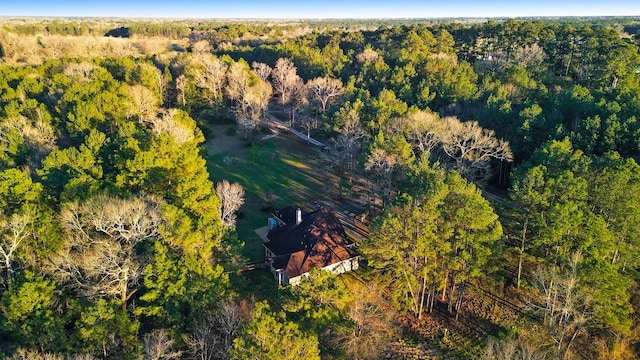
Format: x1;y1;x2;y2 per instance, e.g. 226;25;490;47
0;212;32;285
63;62;97;81
441;117;513;185
514;43;548;70
226;62;253;121
271;58;299;110
175;74;187;106
365;148;400;206
307;77;344;113
216;180;245;228
525;253;592;359
248;78;273;120
148;109;196;144
289;77;307;126
356;47;380;64
51;195;163;308
337;283;395;360
402;110;446;156
7;348;63;360
143;329;183;360
251;61;272;82
191;40;212;54
2;113;56;167
128;84;160;122
214;301;244;354
189;55;228;105
183;316;220;360
481;334;548;360
320;110;367;177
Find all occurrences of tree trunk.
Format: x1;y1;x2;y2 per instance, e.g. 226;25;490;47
517;218;528;289
455;281;467;321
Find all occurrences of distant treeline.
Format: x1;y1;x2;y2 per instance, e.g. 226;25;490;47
2;16;639;39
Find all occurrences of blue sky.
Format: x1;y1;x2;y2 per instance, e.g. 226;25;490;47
2;0;639;18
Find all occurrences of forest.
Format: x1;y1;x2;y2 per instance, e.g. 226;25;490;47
0;16;640;359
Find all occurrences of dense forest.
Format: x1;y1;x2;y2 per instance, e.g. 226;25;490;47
0;16;640;359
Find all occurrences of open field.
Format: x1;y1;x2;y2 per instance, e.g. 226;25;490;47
205;125;334;262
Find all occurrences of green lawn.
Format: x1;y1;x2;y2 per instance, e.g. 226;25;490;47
206;128;331;262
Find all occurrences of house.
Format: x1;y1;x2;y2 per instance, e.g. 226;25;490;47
263;206;359;286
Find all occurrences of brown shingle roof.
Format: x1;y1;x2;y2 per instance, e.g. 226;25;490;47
265;207;357;279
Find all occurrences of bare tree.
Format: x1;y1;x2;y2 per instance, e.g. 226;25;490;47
191;40;212;54
514;43;548;70
226;62;253;122
248;78;272;121
226;62;273;131
320;109;367;177
143;329;183;360
337;283;395;360
365;148;400;206
214;301;244;355
289;77;307;126
216;180;245;228
270;58;299;110
63;62;97;81
183;316;220;360
189;55;228;105
307;77;344;113
251;61;272;82
402;110;446;156
0;212;32;285
175;74;187;106
2;113;56;166
148;109;196;144
356;47;380;64
128;84;160;122
7;348;63;360
526;253;592;359
481;334;548;360
51;195;163;308
441;117;513;185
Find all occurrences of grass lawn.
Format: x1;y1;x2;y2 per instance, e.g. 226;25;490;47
205;125;333;263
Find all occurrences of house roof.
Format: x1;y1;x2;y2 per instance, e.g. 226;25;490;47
265;207;358;279
272;206;302;225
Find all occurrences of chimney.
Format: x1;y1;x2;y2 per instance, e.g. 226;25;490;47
296;208;302;225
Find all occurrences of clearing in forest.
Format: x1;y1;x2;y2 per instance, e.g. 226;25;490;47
205;125;333;262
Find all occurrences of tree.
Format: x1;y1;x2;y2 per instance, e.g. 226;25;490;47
307;77;344;113
271;58;300;110
231;301;321;360
142;329;183;360
525;254;592;359
0;211;32;285
215;180;245;229
225;61;252;121
401;110;446;156
175;74;187;106
251;61;272;82
76;299;141;358
0;272;68;352
51;194;162;307
147;109;197;145
365;147;400;206
337;282;395;360
441;117;513;184
320;101;367;177
282;269;353;353
362;167;503;319
137;241;228;330
127;84;160;122
189;54;228;105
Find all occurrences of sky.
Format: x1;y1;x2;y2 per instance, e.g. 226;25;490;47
2;0;640;19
